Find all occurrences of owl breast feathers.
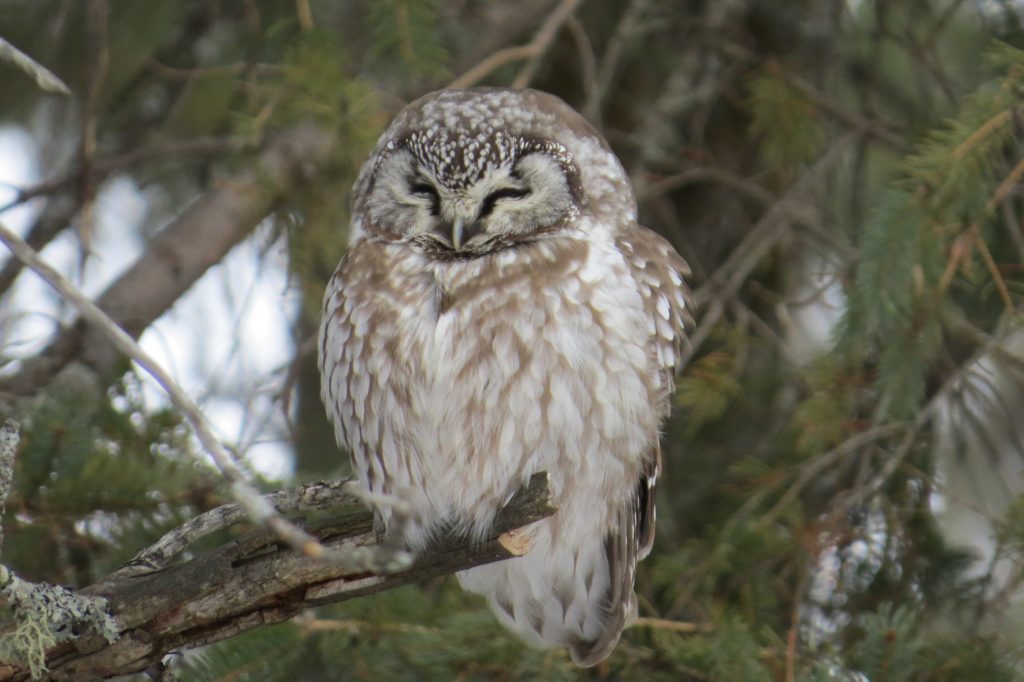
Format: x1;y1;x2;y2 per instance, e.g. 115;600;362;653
318;87;693;666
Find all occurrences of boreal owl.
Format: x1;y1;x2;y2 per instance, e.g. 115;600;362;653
318;88;693;666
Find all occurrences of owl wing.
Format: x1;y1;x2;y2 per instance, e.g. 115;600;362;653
572;445;665;666
617;225;693;558
618;226;695;397
568;228;693;666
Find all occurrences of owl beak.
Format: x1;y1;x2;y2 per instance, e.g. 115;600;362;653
451;216;466;251
449;217;484;251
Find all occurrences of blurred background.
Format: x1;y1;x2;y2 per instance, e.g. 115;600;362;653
2;0;1024;679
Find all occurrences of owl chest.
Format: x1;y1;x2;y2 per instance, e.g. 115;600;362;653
377;257;654;473
327;245;658;537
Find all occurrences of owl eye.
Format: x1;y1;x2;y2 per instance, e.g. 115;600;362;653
409;181;440;215
479;187;531;218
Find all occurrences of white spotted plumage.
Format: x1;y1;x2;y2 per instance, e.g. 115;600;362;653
319;88;692;666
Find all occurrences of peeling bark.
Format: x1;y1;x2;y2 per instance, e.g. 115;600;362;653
0;473;556;681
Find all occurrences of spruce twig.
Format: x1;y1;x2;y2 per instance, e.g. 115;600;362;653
0;219;411;574
689;135;856;357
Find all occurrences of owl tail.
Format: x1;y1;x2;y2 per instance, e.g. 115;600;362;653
456;520;639;667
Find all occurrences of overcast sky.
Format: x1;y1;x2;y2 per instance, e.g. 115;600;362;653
0;126;297;480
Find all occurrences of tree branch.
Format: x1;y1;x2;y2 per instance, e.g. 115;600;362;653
0;473;557;681
0;210;408;579
687;135;856;357
0;36;70;96
447;0;582;89
0;124;336;395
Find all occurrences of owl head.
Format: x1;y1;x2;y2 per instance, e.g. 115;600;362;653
351;88;634;256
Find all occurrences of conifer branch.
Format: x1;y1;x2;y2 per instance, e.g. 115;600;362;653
689;135;855;357
0;473;556;681
0;217;395;575
760;423;905;528
825;319;1024;521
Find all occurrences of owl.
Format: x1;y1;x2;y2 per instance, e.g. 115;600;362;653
318;88;692;666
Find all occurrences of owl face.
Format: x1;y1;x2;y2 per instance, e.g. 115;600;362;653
357;91;592;257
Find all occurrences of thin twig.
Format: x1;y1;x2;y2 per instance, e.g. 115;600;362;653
122;478;369;572
0;219;411;572
448;0;583;90
295;0;313;30
448;45;535;89
934;151;1024;313
785;560;809;682
293;612;438;635
825;318;1021;520
0;136;254;216
631;617;708;634
565;16;597;103
1000;202;1024;264
0;420;17;554
512;0;584;89
0;36;70;95
584;0;652;122
760;424;905;528
639;167;776;206
78;0;110;262
713;38;906;150
948;316;1024;378
976;236;1013;312
688;135;855;357
147;60;281;81
779;66;906;150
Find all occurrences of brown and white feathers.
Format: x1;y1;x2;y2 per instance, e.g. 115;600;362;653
318;88;692;666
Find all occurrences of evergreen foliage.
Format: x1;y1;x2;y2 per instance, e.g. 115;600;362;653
2;1;1024;680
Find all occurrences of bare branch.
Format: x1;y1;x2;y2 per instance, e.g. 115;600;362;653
0;473;556;681
124;479;365;572
759;423;905;527
688;135;855;357
448;0;582;89
446;0;568;80
447;45;535;90
511;0;584;88
76;0;110;260
583;0;652;123
0;136;253;218
0;37;70;96
0;124;335;394
0;215;397;573
638;167;776;206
